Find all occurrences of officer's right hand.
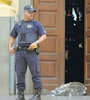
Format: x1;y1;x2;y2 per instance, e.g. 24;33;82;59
9;47;16;54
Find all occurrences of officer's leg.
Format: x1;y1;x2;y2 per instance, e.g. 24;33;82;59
26;51;42;89
26;51;42;100
15;51;27;100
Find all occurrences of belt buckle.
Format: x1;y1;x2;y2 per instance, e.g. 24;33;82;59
19;47;22;50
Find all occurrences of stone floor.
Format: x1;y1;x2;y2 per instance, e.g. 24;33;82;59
0;95;90;100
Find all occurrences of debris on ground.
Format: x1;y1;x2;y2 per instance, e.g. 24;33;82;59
42;82;87;96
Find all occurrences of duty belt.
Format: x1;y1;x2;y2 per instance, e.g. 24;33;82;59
14;47;33;52
14;44;40;55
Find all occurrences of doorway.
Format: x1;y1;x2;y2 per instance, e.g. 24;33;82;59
65;0;84;83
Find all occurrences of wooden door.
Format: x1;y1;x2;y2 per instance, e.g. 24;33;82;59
34;0;65;90
84;0;90;93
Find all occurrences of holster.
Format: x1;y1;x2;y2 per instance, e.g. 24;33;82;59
34;44;40;55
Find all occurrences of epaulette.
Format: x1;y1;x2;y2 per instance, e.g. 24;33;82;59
32;19;36;23
18;21;22;27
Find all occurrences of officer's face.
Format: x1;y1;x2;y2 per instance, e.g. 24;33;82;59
24;10;34;20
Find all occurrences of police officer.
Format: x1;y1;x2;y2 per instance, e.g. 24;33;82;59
9;5;47;100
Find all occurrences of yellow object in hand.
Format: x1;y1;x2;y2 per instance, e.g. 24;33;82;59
34;46;38;49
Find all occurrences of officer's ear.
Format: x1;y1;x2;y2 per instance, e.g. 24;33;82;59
24;10;27;14
24;10;25;14
24;10;26;13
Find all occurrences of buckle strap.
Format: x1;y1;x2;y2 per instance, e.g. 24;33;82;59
18;47;28;51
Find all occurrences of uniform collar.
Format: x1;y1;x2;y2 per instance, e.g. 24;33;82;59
23;19;34;23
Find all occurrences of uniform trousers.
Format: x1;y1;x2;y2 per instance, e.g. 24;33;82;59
15;50;42;90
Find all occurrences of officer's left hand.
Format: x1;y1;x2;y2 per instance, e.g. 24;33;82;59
29;42;37;50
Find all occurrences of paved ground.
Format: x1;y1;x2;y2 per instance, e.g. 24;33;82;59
0;95;90;100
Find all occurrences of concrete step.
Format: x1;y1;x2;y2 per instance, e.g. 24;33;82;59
0;95;90;100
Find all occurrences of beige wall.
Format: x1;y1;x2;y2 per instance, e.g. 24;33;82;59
0;17;10;94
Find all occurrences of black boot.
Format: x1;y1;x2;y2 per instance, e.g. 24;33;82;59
29;89;41;100
16;90;25;100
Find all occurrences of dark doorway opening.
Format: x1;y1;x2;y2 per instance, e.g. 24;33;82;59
65;0;84;83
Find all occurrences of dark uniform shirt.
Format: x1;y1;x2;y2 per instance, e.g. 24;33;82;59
10;19;46;46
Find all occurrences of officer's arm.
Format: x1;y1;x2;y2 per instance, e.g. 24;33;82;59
36;34;47;44
29;34;46;50
8;36;16;54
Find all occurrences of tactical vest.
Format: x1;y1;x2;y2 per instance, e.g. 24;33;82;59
17;20;39;45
